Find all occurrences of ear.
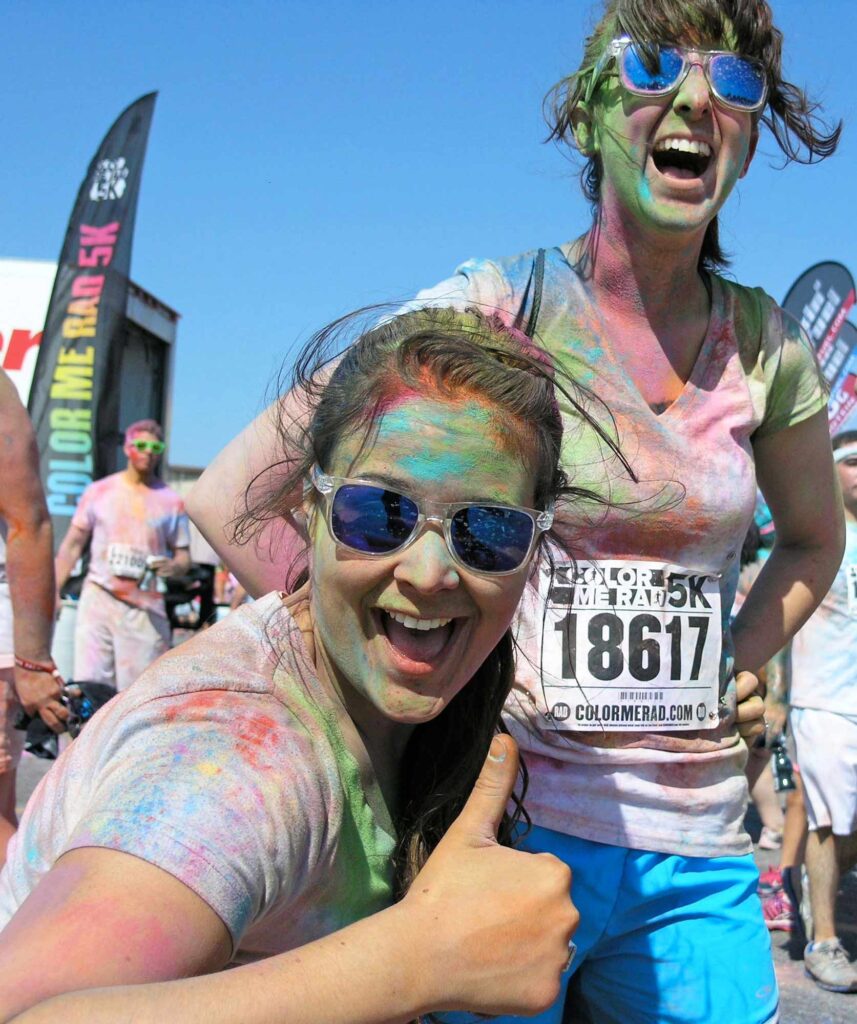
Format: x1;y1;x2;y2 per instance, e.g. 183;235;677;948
298;494;320;539
739;124;759;179
571;105;598;156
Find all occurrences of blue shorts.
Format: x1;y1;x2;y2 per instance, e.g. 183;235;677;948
443;827;779;1024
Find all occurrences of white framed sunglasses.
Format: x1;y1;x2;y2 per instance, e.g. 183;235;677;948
586;37;767;112
311;465;554;576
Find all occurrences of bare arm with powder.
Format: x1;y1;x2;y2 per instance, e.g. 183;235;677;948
1;736;577;1024
0;370;65;731
188;394;311;598
732;408;844;675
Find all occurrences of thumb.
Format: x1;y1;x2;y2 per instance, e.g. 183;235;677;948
451;734;519;845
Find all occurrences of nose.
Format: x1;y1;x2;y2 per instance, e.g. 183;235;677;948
393;522;460;593
673;61;711;117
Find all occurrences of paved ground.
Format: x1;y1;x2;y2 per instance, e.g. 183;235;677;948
13;755;857;1022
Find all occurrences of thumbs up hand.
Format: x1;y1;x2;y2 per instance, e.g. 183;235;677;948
400;735;578;1017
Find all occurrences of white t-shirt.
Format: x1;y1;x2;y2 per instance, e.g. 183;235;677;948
414;246;827;856
791;520;857;716
0;593;396;960
72;472;190;617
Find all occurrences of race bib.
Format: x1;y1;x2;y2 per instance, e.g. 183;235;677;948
538;559;722;732
107;543;148;580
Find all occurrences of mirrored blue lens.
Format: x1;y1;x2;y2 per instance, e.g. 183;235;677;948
450;506;535;573
709;53;765;108
331;485;419;553
621;43;685;92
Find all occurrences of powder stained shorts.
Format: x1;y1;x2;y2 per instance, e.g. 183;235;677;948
791;707;857;835
440;827;778;1024
0;667;25;773
74;583;171;692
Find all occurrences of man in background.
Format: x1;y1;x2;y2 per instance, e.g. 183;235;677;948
55;419;190;692
0;369;65;865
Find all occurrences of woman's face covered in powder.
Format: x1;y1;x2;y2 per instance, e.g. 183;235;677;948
588;32;758;241
308;394;537;730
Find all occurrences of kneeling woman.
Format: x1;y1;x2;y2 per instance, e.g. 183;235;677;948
0;307;595;1023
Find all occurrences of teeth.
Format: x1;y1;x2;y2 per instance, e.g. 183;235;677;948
387;610;452;631
654;137;711;157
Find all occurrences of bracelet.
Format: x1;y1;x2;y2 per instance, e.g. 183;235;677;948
14;655;61;678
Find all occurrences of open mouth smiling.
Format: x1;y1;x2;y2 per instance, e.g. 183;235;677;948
651;136;713;179
374;607;462;669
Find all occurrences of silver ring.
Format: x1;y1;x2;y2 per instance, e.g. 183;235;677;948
563;940;577;972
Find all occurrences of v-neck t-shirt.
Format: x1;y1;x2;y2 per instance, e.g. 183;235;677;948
0;592;396;962
414;246;826;857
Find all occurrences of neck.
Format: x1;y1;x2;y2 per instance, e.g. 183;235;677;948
577;207;710;326
302;595;413;800
844;503;857;525
123;464;153;486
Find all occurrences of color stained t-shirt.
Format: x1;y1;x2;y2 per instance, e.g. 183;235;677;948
790;520;857;716
72;472;190;617
414;245;827;857
0;593;396;960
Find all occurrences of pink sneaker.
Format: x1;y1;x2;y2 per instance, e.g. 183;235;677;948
758;826;783;850
762;888;795;932
758;867;784;898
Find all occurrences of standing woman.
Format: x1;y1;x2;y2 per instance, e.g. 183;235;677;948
189;3;844;1021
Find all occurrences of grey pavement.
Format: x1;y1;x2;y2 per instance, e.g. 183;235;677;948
13;754;857;1022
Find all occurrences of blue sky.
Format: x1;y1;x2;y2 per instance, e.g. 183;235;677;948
2;0;854;467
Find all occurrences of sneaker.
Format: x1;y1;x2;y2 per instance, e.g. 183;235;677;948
804;938;857;993
762;889;795;931
757;826;783;850
758;866;784;898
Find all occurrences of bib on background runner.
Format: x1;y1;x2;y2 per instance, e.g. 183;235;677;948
537;559;722;732
107;543;148;581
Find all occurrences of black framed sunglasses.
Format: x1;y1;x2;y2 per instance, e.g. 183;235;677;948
311;466;553;576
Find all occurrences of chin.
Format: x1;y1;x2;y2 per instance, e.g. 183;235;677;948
378;689;448;725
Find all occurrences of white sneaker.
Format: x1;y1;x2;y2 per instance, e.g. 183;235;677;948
804;938;857;993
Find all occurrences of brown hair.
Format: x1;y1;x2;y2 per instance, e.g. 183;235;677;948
545;0;842;273
235;304;629;899
124;418;164;443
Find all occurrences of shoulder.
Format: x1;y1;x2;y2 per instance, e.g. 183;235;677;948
126;592;300;705
66;592;343;849
76;473;121;509
414;244;564;320
714;276;817;367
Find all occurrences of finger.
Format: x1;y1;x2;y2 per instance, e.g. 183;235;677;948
450;734;519;845
734;670;761;701
40;705;67;734
736;694;765;723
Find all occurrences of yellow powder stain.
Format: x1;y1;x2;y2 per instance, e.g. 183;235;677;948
196;762;222;777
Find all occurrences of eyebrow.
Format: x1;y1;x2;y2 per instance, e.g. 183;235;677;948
348;472;518;507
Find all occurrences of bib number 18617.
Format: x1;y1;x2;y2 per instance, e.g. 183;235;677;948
554;611;709;683
538;560;722;732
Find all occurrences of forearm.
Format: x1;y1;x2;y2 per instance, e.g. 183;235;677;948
731;538;841;673
188;404;303;598
12;904;429;1024
54;536;85;592
6;514;54;661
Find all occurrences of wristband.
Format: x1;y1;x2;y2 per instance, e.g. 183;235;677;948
14;655;62;678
